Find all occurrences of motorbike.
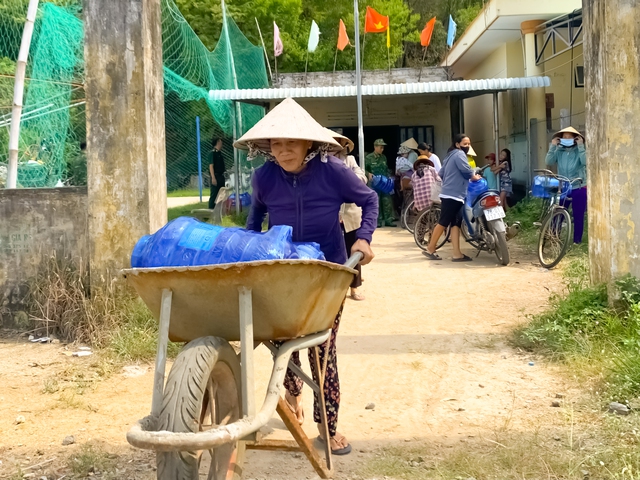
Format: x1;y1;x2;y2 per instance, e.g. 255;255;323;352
461;166;518;266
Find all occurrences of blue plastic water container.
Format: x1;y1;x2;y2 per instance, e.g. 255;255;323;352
131;217;325;268
370;175;395;195
466;178;489;206
228;192;252;207
532;175;571;199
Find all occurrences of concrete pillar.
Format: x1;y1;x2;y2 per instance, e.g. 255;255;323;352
83;0;167;281
521;20;547;172
584;0;640;284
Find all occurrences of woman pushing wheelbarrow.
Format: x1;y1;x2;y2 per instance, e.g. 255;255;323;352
241;98;378;454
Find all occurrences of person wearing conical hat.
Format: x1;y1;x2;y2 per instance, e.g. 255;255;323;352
237;98;378;455
365;139;395;227
401;137;419;165
466;145;478;169
325;128;367;302
545;126;587;243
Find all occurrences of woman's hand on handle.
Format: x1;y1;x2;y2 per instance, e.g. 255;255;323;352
351;239;375;265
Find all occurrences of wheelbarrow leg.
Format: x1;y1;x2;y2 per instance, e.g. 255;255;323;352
276;397;332;478
312;339;333;473
151;289;172;417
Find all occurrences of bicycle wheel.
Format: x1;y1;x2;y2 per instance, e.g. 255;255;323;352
537;208;572;269
401;200;419;234
414;205;450;251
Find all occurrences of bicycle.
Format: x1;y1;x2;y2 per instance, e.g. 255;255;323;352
532;169;582;269
413;202;450;251
401;199;420;234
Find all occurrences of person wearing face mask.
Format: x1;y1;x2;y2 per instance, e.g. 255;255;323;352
545;126;587;243
422;133;482;262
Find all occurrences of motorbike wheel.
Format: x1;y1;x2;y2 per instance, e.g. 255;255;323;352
538;207;572;269
414;205;450;251
493;230;510;266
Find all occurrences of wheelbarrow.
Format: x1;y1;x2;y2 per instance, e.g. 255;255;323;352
123;253;361;479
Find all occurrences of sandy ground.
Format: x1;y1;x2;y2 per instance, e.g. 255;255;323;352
0;228;570;479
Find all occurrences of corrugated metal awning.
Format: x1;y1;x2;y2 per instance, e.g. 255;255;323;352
208;76;550;101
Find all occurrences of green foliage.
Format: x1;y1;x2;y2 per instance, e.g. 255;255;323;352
514;263;640;402
174;0;486;72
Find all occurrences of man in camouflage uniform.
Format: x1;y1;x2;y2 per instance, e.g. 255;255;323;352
365;138;395;227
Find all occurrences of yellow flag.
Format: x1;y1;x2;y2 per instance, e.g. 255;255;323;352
386;25;390;48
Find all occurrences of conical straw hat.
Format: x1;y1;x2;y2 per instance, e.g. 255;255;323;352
467;145;477;157
234;98;341;153
323;128;354;153
552;126;584;140
401;137;419;150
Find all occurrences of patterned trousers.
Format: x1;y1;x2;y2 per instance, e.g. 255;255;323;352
278;305;343;437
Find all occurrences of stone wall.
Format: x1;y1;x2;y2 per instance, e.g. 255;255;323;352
0;187;88;327
275;67;448;88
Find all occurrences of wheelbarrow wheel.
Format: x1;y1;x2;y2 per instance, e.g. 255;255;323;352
156;336;244;480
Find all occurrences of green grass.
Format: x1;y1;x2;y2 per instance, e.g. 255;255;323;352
106;297;181;362
514;260;640;403
506;196;589;258
167;188;203;197
167;201;209;221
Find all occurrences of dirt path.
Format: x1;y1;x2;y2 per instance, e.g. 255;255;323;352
0;228;570;479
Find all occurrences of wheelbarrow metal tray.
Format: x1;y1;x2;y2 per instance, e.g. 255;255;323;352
122;259;356;342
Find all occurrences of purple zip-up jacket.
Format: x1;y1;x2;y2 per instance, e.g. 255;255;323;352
246;154;378;264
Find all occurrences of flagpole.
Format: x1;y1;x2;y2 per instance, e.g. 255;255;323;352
305;50;309;84
333;46;338;75
418;47;427;81
255;17;273;83
361;33;366;71
354;0;365;171
386;43;391;73
221;0;242;216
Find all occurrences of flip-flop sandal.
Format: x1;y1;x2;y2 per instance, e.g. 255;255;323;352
316;436;352;455
350;292;365;301
422;251;442;260
452;254;473;262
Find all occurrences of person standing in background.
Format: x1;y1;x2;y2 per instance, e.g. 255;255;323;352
491;149;513;211
417;143;442;172
365;138;396;227
208;137;226;209
545;126;587;243
484;153;498;190
326;129;368;301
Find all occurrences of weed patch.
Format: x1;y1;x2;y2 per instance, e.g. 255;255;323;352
24;254;182;363
514;261;640;403
67;443;117;478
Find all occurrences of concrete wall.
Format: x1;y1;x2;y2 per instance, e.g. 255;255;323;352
275;67;448;88
543;44;585;133
462;45;509;168
0;188;88;327
84;0;167;283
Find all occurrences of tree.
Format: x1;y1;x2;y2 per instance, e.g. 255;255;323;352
173;0;487;72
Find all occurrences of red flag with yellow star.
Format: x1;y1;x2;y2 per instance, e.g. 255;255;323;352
365;6;389;33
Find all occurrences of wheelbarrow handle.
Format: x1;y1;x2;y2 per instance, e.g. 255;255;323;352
344;252;364;270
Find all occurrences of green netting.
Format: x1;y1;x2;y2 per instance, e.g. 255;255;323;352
0;0;268;192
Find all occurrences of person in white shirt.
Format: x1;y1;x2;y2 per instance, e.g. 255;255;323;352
417;142;442;173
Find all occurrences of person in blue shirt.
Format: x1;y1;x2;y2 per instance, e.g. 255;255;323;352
423;133;482;262
545;126;587;243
